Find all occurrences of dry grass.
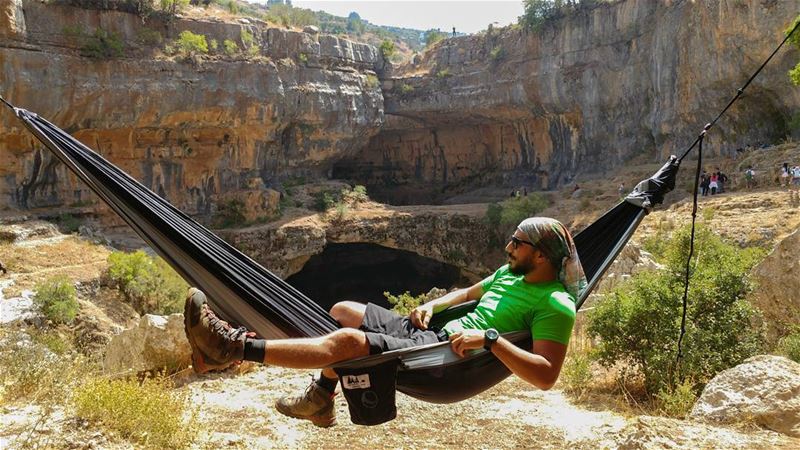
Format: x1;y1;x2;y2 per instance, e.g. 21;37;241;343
0;236;110;297
73;375;198;449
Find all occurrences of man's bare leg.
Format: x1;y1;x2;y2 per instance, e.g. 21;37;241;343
259;327;370;368
267;301;368;427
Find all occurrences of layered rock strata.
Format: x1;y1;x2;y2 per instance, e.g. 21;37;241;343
337;0;800;203
0;0;383;218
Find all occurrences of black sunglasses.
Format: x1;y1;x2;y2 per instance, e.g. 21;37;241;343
509;235;536;249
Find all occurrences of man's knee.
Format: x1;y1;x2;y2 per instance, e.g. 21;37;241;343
327;328;369;358
329;301;366;328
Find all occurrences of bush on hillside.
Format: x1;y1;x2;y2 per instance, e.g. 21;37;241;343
776;329;800;363
587;224;765;394
82;28;125;58
213;199;246;228
176;30;208;54
379;39;395;58
106;251;188;314
485;193;550;244
33;276;80;324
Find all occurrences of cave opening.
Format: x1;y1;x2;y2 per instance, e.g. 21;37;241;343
286;243;465;311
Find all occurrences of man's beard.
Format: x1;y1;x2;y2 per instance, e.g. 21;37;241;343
508;255;535;275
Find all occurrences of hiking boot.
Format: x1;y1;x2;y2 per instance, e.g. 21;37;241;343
184;288;246;374
275;380;337;428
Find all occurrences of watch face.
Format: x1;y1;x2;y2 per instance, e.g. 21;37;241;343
486;329;499;340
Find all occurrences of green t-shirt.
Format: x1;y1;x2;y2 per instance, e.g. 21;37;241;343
442;265;576;345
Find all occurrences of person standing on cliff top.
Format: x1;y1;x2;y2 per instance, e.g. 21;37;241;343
183;217;586;427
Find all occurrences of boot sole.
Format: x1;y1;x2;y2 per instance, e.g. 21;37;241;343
275;402;337;428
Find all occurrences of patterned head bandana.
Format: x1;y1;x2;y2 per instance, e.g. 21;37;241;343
517;217;587;300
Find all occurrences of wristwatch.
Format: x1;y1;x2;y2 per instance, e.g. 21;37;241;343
484;328;499;351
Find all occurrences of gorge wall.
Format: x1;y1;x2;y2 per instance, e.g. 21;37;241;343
2;0;799;211
336;0;800;203
0;0;384;219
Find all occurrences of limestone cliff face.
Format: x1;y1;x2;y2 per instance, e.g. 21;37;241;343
336;0;800;203
0;0;383;218
2;0;799;211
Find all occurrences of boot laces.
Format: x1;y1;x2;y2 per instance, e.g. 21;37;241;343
206;308;246;342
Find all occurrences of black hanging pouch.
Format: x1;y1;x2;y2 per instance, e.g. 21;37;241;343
334;358;399;425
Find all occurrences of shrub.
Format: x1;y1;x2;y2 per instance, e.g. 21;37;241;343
106;251;188;314
485;193;550;244
223;38;238;55
56;213;82;233
587;224;765;394
331;202;349;222
240;29;255;48
298;52;308;63
436;68;451;79
379;39;395;58
208;38;218;52
213;199;246;228
560;349;593;399
499;193;549;227
247;44;260;57
424;29;446;47
342;185;368;204
82;28;124;58
385;291;427;316
176;30;208;54
656;378;698;418
33;276;79;324
489;45;504;62
138;28;163;46
776;330;800;363
312;191;337;212
0;331;92;407
365;74;379;89
400;83;414;94
160;0;189;16
73;376;197;449
227;0;239;15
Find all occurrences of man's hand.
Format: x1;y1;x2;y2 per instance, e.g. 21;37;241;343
409;303;435;330
448;329;486;357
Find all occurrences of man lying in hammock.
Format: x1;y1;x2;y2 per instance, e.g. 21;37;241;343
184;217;586;427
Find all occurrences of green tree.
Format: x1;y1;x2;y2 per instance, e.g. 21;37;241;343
347;12;366;35
587;224;764;394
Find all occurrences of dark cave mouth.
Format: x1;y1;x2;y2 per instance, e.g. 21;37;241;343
285;243;464;311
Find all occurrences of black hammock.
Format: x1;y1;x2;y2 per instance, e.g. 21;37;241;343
4;103;678;403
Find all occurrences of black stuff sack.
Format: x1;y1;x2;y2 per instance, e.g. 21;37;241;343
335;359;399;425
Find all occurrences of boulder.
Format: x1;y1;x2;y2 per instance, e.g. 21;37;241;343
690;355;800;437
749;229;800;344
103;314;191;375
303;25;319;35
